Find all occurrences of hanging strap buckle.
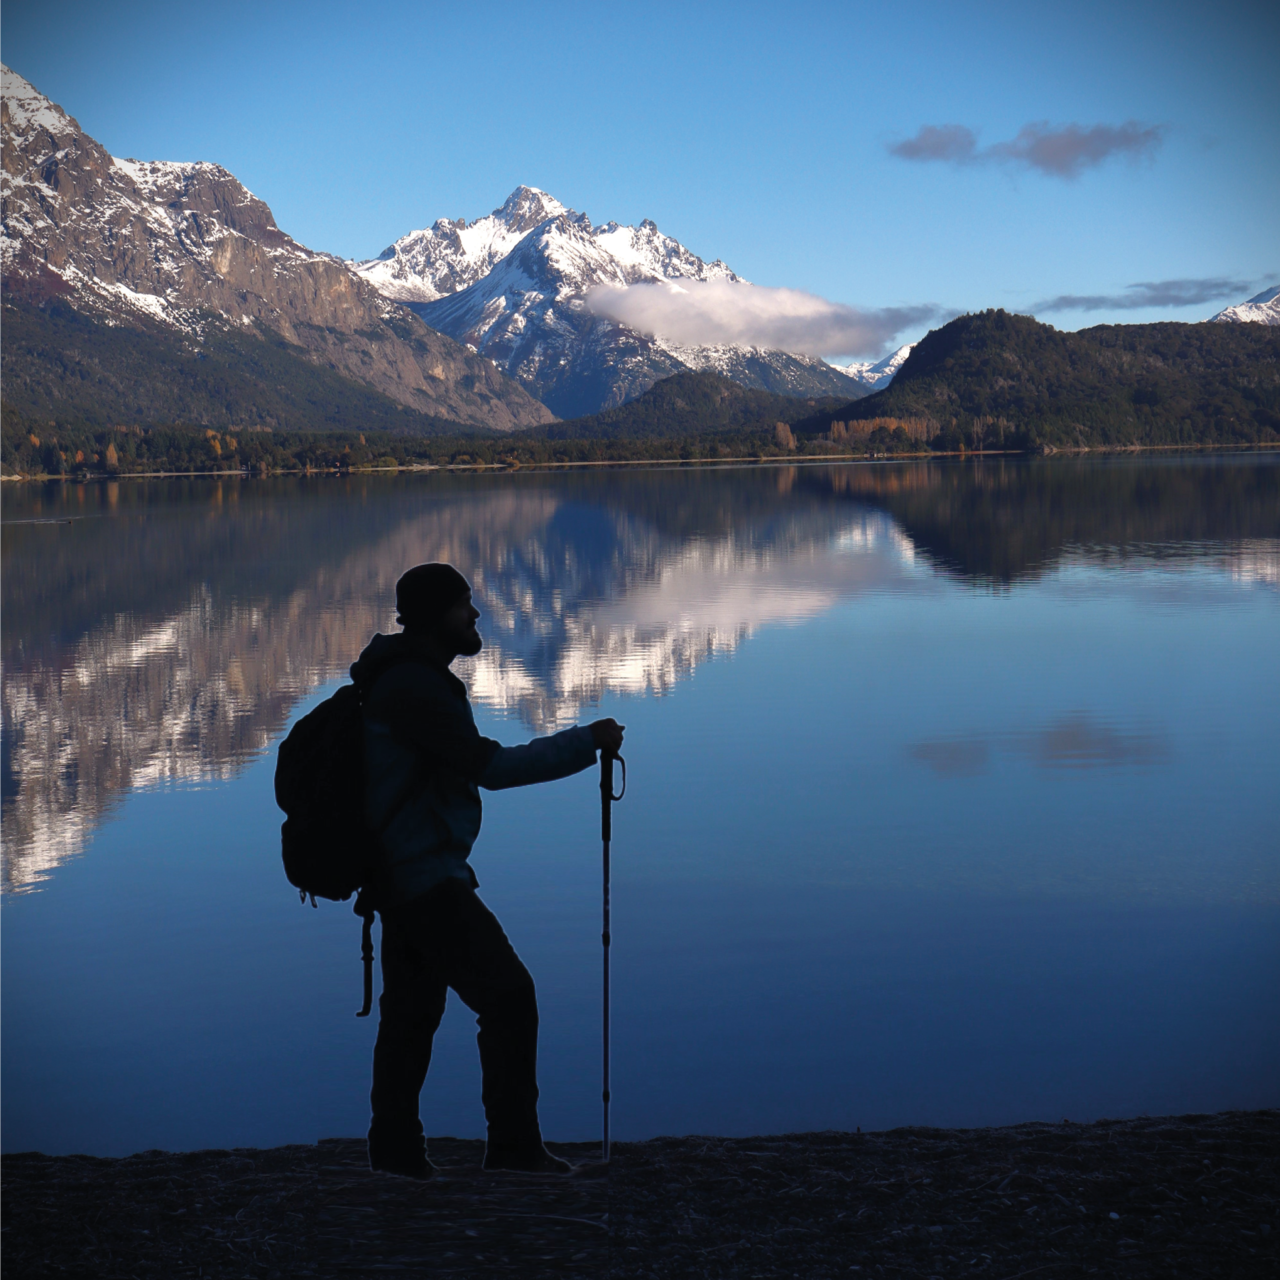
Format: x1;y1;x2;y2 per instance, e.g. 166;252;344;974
353;891;377;1018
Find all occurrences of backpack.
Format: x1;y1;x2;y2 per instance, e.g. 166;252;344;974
274;660;407;1017
275;682;375;904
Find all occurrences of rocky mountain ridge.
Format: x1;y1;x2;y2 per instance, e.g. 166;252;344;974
0;66;553;432
356;187;871;418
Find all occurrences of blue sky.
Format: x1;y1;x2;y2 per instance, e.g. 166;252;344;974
3;0;1277;350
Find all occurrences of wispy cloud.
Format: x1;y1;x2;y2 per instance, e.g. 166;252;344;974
1032;277;1253;313
585;279;941;359
891;124;979;164
890;120;1165;179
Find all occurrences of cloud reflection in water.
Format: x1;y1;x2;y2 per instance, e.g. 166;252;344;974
910;713;1172;779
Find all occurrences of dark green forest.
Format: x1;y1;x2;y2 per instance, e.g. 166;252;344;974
801;309;1280;451
0;413;829;477
1;362;858;474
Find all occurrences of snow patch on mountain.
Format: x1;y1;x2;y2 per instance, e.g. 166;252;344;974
832;343;916;391
1210;285;1280;326
658;340;857;386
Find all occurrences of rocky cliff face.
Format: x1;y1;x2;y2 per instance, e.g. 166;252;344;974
356;188;866;419
0;66;554;431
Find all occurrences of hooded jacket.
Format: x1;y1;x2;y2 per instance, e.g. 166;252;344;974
351;631;598;908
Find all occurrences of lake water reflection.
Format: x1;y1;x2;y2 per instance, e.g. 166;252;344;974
3;456;1278;1156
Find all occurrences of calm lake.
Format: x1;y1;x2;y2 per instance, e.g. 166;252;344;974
3;455;1278;1158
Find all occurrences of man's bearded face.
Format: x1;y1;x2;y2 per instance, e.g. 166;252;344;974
442;592;483;657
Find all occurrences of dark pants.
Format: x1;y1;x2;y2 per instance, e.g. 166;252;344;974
370;878;543;1154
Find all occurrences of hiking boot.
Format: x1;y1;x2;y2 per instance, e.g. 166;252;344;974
368;1129;436;1180
482;1143;572;1174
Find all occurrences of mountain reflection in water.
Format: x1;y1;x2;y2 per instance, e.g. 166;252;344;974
2;457;1277;894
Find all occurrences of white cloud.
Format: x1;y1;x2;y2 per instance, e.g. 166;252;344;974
584;279;940;359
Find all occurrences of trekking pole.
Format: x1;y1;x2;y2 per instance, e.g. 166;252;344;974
600;750;625;1162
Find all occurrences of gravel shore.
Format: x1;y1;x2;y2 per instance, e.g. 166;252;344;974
4;1110;1276;1278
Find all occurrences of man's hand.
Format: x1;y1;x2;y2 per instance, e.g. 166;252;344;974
589;718;625;756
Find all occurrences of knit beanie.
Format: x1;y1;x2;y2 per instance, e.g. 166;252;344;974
395;563;471;629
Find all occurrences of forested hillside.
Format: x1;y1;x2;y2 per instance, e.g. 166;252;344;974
804;310;1280;451
548;371;846;438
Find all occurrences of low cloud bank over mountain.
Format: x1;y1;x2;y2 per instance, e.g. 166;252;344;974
890;120;1164;179
1032;277;1258;314
586;279;940;359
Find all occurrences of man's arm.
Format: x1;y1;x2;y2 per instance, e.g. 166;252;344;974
368;659;623;789
479;719;626;791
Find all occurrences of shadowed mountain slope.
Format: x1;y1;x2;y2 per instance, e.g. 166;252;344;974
0;296;479;435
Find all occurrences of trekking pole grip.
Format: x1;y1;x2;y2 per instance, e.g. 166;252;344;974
600;753;614;842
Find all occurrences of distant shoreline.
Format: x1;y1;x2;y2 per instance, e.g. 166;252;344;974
3;440;1277;483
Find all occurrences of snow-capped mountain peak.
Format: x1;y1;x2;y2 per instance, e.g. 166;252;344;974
354;185;569;303
352;185;743;311
494;184;567;232
357;186;903;417
0;63;74;141
1210;285;1280;326
395;201;792;416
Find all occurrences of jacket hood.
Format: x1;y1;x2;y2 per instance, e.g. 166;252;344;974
351;631;418;686
352;630;463;692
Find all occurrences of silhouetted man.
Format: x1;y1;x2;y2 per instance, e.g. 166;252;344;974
351;563;623;1178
